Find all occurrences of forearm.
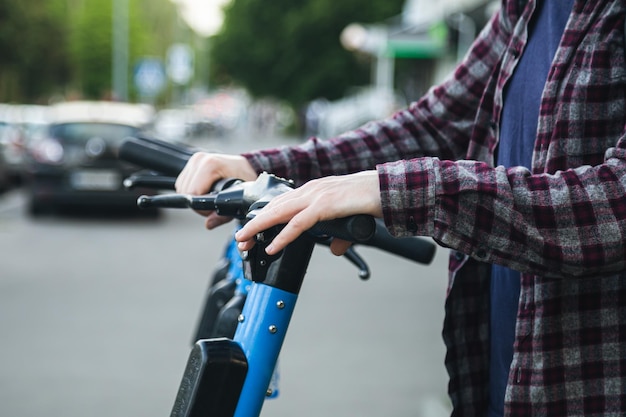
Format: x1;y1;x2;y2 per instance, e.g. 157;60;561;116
241;112;446;186
378;144;626;278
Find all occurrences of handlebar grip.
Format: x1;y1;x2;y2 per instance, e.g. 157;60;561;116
309;215;376;243
118;137;190;176
133;134;196;157
362;220;436;264
137;194;192;209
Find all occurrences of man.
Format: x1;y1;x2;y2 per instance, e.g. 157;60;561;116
176;1;626;415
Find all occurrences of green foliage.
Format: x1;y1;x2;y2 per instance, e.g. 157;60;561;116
71;0;182;100
73;0;113;98
0;0;70;102
0;0;404;104
209;0;404;108
0;0;185;103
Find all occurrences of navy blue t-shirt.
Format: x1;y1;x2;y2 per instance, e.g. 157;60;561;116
487;1;574;416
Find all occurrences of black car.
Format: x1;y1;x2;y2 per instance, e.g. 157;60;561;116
24;101;157;216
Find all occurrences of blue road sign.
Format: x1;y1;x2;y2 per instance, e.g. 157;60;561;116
134;58;167;97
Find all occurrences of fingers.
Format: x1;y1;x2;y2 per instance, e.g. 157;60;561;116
235;171;383;255
175;152;216;195
263;210;318;254
175;152;258;230
176;152;258;195
235;193;318;255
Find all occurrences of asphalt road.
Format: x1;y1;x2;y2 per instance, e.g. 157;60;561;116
0;135;452;417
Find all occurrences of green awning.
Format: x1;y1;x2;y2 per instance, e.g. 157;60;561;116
385;22;448;59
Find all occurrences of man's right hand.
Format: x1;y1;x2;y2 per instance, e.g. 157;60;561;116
175;152;258;229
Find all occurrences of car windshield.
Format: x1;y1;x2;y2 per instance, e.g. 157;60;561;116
51;123;138;145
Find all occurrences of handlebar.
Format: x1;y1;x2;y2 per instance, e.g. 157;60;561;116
118;136;436;265
123;171;177;190
138;172;377;244
366;220;436;265
121;135;438;417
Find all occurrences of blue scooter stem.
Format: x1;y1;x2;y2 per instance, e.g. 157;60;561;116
233;283;298;417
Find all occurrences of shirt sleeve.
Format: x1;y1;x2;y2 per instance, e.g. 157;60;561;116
379;139;626;279
380;2;626;279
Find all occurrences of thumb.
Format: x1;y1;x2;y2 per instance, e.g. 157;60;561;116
329;238;352;256
205;212;234;230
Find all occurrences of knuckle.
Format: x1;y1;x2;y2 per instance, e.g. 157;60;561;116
289;216;306;231
264;204;282;220
290;211;316;232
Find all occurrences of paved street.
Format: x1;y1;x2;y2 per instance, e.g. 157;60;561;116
0;135;452;417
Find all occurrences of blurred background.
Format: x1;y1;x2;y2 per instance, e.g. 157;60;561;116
0;0;498;415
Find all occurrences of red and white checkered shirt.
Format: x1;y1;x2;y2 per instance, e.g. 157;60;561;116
243;1;626;415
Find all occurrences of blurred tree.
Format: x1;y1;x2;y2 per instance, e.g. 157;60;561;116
70;0;184;100
0;0;186;102
209;0;404;108
0;0;70;102
72;0;114;98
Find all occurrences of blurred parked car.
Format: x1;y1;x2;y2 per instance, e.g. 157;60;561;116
0;123;27;184
0;104;50;185
0;141;10;193
23;101;156;216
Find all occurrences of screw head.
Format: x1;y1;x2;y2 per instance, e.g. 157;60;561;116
268;325;277;334
276;300;285;309
238;314;245;323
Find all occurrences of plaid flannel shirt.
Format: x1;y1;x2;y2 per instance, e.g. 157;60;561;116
243;0;626;415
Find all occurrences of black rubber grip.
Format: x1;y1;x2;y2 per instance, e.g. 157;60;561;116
309;215;376;243
133;134;196;157
362;220;436;265
118;137;190;176
137;194;191;209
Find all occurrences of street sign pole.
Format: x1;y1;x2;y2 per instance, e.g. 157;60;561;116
167;43;195;105
112;0;129;101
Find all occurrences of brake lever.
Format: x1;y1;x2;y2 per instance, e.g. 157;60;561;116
124;172;177;190
313;237;370;280
343;247;370;280
141;190;373;279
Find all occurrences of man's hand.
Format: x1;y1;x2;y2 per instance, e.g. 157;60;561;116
235;170;383;255
175;152;258;229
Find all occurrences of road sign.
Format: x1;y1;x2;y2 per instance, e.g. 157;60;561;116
167;43;195;85
134;58;167;97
